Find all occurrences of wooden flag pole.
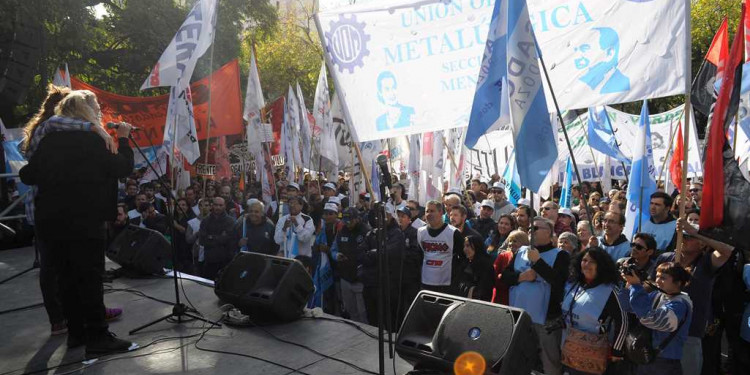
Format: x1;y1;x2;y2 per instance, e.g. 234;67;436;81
675;0;692;262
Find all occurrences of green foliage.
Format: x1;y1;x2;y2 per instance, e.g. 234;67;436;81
244;4;324;105
1;0;277;126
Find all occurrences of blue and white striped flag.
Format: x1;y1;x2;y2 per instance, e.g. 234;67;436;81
501;150;522;206
624;100;657;239
587;106;630;165
506;0;558;192
560;157;573;209
465;0;507;149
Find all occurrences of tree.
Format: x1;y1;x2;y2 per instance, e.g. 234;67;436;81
244;2;323;104
0;0;277;127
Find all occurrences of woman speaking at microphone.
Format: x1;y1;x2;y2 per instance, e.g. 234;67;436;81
20;90;138;358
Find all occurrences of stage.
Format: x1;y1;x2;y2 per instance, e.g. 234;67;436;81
0;246;412;375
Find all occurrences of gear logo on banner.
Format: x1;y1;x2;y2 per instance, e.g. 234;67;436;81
325;14;370;73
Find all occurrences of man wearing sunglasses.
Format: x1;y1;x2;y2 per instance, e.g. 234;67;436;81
501;216;570;375
688;180;703;209
616;232;657;282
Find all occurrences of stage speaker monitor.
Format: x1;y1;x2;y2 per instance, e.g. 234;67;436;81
214;252;314;322
106;225;171;275
396;291;539;374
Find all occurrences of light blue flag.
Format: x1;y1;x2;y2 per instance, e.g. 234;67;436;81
587;106;631;165
371;159;381;202
506;0;558;192
559;157;573;209
624;100;657;239
501;150;522;205
465;0;507;149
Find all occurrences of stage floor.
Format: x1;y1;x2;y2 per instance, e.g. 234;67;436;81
0;246;412;375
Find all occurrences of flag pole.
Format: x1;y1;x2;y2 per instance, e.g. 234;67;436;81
657;117;680;186
536;44;596;235
602;111;630;185
201;19;218;197
676;0;692;261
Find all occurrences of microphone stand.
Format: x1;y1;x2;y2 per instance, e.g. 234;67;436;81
124;132;220;335
376;170;395;375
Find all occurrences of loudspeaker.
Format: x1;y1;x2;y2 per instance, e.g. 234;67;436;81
214;252;314;321
396;291;538;374
106;225;171;275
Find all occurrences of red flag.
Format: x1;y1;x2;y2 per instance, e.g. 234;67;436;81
691;19;728;116
701;6;745;230
669;121;683;192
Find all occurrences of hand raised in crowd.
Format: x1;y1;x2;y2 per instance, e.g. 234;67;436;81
676;217;698;236
518;269;537;282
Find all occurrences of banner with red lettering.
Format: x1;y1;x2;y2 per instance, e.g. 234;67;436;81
71;59;243;149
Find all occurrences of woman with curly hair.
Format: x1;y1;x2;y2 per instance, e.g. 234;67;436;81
560;247;628;375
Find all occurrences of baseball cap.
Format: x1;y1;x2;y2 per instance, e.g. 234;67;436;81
491;181;506;191
342;207;359;222
559;207;575;219
480;199;494;209
323;182;337;191
445;188;462;197
517;198;530;207
323;202;339;213
287;182;300;191
397;205;411;216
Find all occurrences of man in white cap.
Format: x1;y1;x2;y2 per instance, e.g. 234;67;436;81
470;199;496;239
322;181;349;209
489;181;515;220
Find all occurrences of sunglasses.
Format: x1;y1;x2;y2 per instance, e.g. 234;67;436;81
689;188;700;193
541;206;555;211
630;243;647;251
531;225;549;231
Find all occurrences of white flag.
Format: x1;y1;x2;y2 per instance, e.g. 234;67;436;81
280;99;296;178
287;86;303;170
243;50;267;186
141;0;217;90
164;83;200;164
314;63;339;171
528;0;687;110
296;82;312;168
52;63;71;88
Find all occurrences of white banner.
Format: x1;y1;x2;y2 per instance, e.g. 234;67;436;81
315;0;494;142
527;0;687;110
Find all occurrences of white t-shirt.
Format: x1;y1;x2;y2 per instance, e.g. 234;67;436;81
417;224;458;286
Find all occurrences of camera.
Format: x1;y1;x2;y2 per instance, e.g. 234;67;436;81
619;259;648;282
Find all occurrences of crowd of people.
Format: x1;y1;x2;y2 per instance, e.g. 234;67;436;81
18;85;750;374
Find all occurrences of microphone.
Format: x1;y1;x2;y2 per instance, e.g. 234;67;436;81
106;122;141;131
376;154;393;191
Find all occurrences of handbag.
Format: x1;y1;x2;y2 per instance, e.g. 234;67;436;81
624;294;687;365
560;284;610;375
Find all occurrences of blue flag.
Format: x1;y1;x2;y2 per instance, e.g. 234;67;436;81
559;157;573;209
587;106;631;164
624;100;657;239
506;0;558;192
501;150;522;205
465;0;507;149
370;159;381;202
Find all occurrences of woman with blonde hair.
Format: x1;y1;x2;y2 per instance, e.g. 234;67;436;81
20;88;137;357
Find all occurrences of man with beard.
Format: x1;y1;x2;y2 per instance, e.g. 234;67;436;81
199;197;236;279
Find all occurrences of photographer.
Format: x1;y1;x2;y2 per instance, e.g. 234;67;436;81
616;233;657;284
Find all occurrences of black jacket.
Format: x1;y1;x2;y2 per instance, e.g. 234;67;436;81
470;217;496;239
334;221;370;282
129;213;169;235
199;212;236;263
20;133;133;238
401;224;423;285
357;221;406;287
233;216;278;255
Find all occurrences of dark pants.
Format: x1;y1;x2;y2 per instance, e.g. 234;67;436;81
420;284;453;295
701;320;722;375
636;358;682;375
35;228;64;325
43;235;108;338
363;284;410;331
